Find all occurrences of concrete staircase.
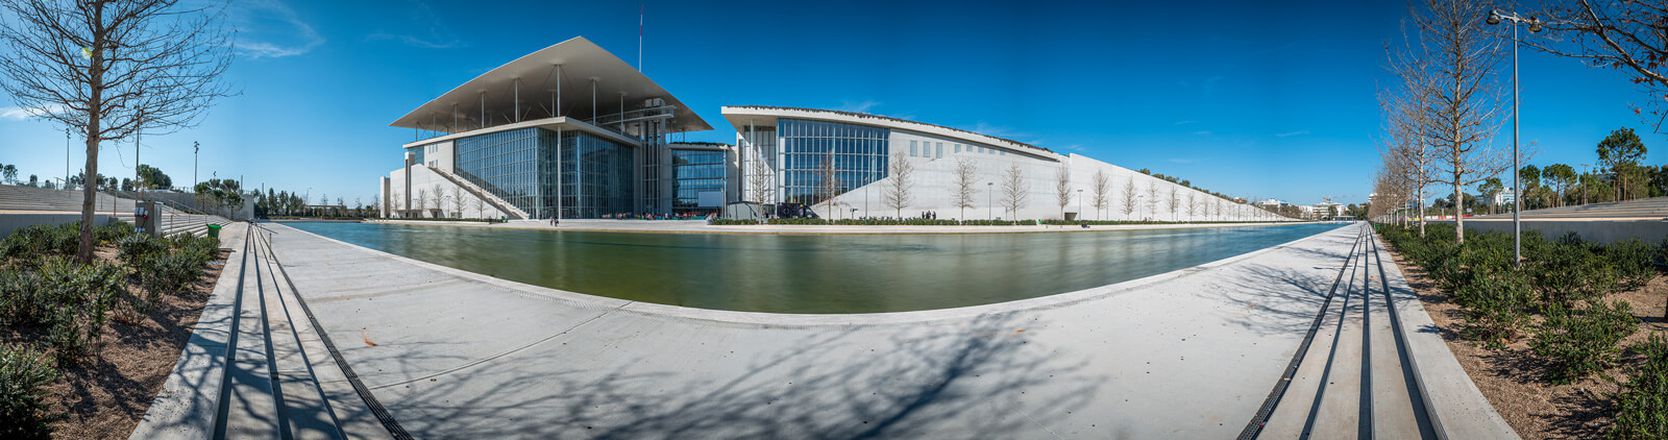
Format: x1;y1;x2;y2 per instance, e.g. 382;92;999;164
0;184;230;236
421;166;528;219
1473;196;1668;220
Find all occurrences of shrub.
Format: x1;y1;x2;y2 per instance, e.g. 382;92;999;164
0;223;78;261
1531;239;1620;308
34;257;123;363
1531;300;1638;384
1607;239;1659;290
1452;267;1534;347
0;344;58;439
0;267;47;328
1611;334;1668;439
116;233;164;265
93;220;134;244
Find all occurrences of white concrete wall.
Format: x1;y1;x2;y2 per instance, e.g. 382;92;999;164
382;165;511;219
813;135;1291;222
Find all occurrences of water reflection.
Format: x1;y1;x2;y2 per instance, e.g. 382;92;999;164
283;222;1339;313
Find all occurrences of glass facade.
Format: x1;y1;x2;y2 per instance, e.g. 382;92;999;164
452;127;635;219
671;148;727;213
777;118;889;207
554;130;635;218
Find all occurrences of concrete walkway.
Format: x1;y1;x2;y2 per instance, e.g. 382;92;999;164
254;221;1431;438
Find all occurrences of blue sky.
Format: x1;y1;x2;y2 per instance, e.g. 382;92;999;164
0;0;1657;206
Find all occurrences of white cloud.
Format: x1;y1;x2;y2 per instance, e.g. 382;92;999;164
0;104;65;120
225;0;324;59
1192;130;1213;137
364;1;465;49
836;99;880;113
1275;130;1311;138
1173;120;1197;126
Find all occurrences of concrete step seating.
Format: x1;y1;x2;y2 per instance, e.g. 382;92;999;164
0;184;231;237
1474;196;1668;220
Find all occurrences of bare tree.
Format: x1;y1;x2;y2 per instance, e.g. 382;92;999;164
472;195;486;219
416;188;429;215
0;0;232;262
1144;180;1159;220
1166;186;1180;222
746;151;774;207
952;157;978;221
1539;1;1668;126
883;151;914;218
1053;166;1071;220
818;149;840;219
1000;164;1028;220
1185;193;1198;221
1408;0;1510;243
1121;176;1137;219
449;186;464;218
1090;170;1110;220
427;185;443;217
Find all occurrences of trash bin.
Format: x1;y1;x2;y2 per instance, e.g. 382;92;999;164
207;223;221;238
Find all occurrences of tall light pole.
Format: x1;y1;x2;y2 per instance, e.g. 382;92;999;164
193;141;199;190
1488;9;1541;266
986;182;994;220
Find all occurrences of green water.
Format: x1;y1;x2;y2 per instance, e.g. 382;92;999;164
282;221;1342;314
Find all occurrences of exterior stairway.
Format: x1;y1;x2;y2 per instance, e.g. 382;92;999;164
420;166;529;219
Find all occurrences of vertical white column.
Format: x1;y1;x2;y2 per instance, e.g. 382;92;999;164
513;78;522;123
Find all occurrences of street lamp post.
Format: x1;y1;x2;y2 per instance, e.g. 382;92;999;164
1488;9;1541;266
986;182;994;220
1076;189;1083;221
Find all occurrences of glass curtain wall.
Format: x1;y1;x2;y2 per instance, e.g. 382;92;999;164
672;149;727;214
454;127;542;215
777;118;889;207
456;127;635;219
556;130;635;218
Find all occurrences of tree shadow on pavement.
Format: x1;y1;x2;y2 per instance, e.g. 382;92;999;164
358;312;1104;438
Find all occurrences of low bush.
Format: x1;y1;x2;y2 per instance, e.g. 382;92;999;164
1611;334;1668;439
1607;239;1660;290
1531;239;1620;308
94;220;134;245
31;257;124;363
1452;266;1534;347
0;223;78;261
1531;300;1638;384
0;344;58;439
116;233;164;265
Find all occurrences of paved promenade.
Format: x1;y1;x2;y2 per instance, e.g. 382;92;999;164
253;221;1435;438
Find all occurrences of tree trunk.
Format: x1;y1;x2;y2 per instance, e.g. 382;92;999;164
77;22;106;264
1453;172;1465;243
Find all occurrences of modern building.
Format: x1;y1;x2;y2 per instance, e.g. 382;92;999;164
382;37;1289;223
721;106;1289;221
381;37;717;220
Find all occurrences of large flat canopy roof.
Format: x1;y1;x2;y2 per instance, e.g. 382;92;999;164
390;37;710;133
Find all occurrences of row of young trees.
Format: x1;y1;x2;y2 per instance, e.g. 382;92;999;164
1372;0;1668;241
758;150;1279;221
384;184;489;219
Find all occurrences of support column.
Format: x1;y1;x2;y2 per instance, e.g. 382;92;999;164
513;78;522;123
589;78;598;122
478;91;486;129
554;64;563;118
